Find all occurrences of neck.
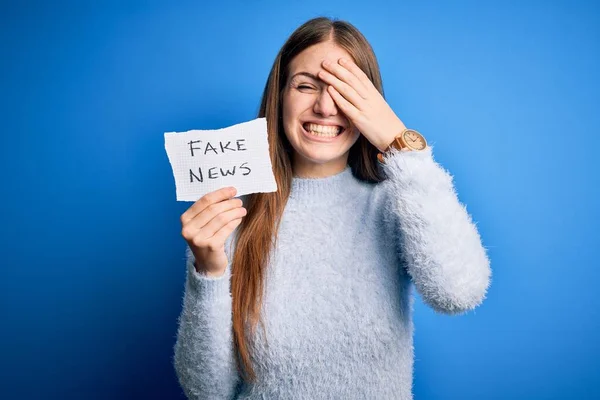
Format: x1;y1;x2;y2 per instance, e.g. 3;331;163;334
291;153;349;178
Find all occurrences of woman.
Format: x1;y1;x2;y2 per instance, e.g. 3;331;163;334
174;16;491;399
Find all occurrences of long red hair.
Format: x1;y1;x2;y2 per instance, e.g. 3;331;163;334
231;16;388;383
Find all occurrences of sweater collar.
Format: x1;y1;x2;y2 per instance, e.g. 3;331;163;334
289;165;357;204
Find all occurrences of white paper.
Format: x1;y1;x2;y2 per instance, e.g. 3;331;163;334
164;117;277;201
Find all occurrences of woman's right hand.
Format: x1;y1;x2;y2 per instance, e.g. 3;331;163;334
180;186;247;277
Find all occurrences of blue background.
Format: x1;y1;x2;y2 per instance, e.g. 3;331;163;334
1;1;598;399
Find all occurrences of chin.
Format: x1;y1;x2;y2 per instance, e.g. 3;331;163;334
294;147;348;165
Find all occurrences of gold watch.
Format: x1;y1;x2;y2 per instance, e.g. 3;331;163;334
377;128;427;163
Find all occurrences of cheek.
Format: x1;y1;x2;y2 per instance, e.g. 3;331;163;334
283;92;314;119
346;129;362;147
281;97;299;140
281;95;296;122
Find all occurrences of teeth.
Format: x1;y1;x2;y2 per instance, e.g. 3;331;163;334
309;130;336;137
304;123;342;137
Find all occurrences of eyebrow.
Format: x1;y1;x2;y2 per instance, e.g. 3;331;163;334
289;71;320;82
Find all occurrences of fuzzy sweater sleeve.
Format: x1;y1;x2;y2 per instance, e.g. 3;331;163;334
381;146;492;315
173;242;241;399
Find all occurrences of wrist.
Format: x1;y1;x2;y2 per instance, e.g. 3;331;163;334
377;123;407;152
194;260;226;277
377;128;428;163
202;269;227;278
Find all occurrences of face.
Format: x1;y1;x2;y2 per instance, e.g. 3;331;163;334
281;41;361;177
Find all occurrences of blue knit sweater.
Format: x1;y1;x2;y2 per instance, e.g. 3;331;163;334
173;147;492;399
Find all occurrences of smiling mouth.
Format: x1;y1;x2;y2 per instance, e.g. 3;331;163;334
302;122;346;138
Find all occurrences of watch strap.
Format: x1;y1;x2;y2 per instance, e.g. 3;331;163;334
377;128;426;163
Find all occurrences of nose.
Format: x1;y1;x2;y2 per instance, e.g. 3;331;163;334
313;87;338;117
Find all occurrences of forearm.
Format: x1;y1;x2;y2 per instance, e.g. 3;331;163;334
173;250;240;399
382;146;492;314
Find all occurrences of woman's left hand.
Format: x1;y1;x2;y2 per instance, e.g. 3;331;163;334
318;57;406;152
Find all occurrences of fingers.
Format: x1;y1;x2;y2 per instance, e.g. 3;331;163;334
321;58;370;99
337;58;373;92
188;207;247;249
199;207;247;239
327;85;360;121
181;186;237;225
210;217;244;246
182;197;243;236
318;69;365;109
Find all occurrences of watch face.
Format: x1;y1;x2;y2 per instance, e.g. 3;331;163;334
403;129;427;150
